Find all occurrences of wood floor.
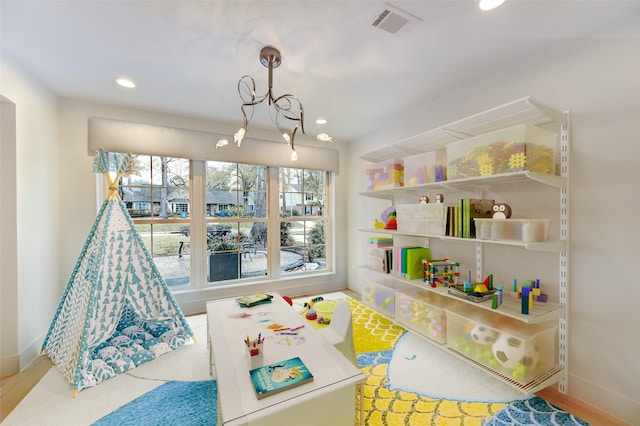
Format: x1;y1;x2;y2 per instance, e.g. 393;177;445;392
1;292;628;425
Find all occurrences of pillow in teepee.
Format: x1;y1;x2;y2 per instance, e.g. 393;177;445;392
121;325;149;342
117;319;135;331
131;349;155;366
119;342;143;358
110;334;134;349
149;324;171;338
159;330;191;348
87;359;116;383
109;356;136;374
94;341;113;353
147;340;172;357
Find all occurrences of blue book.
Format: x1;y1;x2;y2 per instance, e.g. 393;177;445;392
248;357;314;399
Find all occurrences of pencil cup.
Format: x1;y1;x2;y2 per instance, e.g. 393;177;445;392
248;342;263;357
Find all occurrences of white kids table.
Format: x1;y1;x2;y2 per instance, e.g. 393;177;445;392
206;292;365;426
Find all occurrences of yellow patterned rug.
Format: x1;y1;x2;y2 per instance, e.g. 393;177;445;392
296;295;589;426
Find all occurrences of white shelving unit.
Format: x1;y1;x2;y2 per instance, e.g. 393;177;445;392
358;97;570;394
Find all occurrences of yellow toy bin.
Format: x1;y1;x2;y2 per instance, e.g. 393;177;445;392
446;124;558;180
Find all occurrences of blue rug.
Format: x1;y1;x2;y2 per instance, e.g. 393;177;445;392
92;380;217;425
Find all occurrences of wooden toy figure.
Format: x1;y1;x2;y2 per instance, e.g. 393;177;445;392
492;203;512;219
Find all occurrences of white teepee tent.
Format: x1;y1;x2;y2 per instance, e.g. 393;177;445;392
41;149;194;396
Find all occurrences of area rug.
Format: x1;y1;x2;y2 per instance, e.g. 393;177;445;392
92;380;217;425
6;294;589;426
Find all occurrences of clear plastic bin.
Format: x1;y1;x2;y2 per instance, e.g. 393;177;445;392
395;288;461;344
396;218;446;235
446;304;557;385
396;203;445;220
446;124;558;180
403;149;447;185
474;218;549;242
363;159;404;191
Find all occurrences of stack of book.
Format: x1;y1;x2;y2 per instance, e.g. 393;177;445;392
236;293;274;307
394;246;431;280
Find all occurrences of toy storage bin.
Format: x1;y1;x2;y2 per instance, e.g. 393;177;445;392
396;203;445;220
403;149;447;185
446;304;557;385
446;124;558;180
395;287;462;344
363;159;404;191
473;218;550;243
396;218;446;235
362;280;406;319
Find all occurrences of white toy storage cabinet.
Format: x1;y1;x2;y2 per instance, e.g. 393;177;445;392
358;97;569;394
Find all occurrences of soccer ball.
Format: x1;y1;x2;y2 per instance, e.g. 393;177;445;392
491;333;540;370
469;323;498;345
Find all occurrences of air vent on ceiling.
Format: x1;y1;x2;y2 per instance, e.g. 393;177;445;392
372;3;422;38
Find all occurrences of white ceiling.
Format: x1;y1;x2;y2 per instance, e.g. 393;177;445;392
2;0;639;143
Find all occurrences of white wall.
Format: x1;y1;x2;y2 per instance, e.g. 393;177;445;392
347;17;640;424
0;54;59;372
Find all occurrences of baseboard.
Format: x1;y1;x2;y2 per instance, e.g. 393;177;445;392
568;374;637;425
0;353;19;378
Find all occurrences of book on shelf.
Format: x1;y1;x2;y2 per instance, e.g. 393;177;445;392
236;293;274;307
368;248;393;273
248;356;314;399
452;198;494;238
394;246;431;280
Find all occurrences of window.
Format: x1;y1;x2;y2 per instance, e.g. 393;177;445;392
279;167;328;274
114;154;332;289
118;155;191;287
205;161;268;282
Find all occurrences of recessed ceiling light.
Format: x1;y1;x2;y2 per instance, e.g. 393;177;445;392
479;0;505;11
116;78;136;88
315;118;327;125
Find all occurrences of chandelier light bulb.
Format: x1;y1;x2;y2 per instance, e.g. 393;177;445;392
291;149;298;161
479;0;505;11
234;127;246;147
216;139;229;148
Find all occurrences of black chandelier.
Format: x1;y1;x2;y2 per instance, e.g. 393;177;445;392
216;46;305;161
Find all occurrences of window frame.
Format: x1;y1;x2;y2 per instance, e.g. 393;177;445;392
99;155;334;291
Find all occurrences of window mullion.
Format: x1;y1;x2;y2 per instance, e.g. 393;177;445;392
190;160;207;288
267;166;281;279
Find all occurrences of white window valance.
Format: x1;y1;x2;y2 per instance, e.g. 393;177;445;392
88;117;339;171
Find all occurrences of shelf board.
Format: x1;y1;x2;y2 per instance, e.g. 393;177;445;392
361;97;568;160
360;172;566;200
359;229;566;253
387;278;565;324
447;348;564;394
